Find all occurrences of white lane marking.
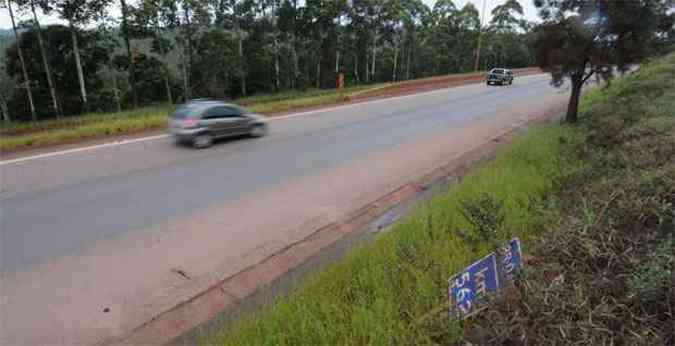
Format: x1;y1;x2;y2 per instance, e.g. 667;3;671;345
0;73;548;166
0;134;170;166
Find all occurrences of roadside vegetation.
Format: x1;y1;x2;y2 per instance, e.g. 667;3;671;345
205;53;674;345
461;52;675;345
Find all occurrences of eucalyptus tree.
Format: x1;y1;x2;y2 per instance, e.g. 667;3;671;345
18;0;60;117
51;0;111;111
4;0;36;120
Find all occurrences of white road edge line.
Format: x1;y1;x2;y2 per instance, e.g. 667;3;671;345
0;73;547;166
0;134;171;166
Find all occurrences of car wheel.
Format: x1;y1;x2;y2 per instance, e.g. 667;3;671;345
486;81;491;86
509;79;513;85
250;123;267;138
193;134;213;149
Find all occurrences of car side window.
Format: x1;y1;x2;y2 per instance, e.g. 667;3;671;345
222;106;242;117
202;106;241;119
202;107;222;119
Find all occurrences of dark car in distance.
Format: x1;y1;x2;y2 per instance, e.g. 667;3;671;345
169;100;268;148
486;68;514;86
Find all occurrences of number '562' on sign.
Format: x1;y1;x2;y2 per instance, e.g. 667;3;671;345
448;238;522;318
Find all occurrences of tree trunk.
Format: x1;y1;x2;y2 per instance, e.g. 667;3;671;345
371;43;376;82
365;49;370;83
30;0;60;118
290;34;298;89
316;55;321;89
120;0;138;108
406;38;412;80
69;21;88;112
290;0;299;89
238;35;246;96
154;19;173;104
392;42;398;82
183;3;192;100
274;38;280;91
109;58;122;113
566;75;583;123
274;45;280;91
181;49;189;101
163;67;173;104
354;52;360;84
0;89;9;122
8;0;36;121
474;31;483;71
272;0;280;91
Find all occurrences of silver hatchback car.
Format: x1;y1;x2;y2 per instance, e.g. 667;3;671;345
169;100;268;148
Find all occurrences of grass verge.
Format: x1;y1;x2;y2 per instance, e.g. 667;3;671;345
205;124;583;345
207;54;674;345
460;54;675;344
0;85;381;153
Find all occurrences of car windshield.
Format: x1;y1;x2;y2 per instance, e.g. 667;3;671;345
172;104;208;119
491;69;505;74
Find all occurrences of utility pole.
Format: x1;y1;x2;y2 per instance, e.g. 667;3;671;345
474;0;488;71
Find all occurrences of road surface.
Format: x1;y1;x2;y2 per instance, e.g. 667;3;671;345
0;74;570;345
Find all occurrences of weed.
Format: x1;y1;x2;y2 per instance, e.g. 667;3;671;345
461;53;675;345
459;193;506;248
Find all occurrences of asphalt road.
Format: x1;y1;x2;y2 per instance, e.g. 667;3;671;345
0;74;570;345
0;74;561;274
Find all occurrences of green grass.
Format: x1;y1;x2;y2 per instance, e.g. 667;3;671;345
458;53;675;344
0;84;382;152
206;124;583;345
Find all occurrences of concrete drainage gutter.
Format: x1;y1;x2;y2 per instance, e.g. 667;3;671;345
108;112;561;346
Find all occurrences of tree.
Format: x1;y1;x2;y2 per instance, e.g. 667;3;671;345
20;0;61;117
134;0;178;104
0;53;13;121
490;0;523;33
485;0;531;69
6;25;109;117
4;0;37;121
278;0;299;89
119;0;138;108
189;28;236;97
50;0;110;112
534;0;673;123
397;0;429;80
97;21;122;112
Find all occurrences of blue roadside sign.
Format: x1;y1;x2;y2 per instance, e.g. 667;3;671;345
448;237;523;318
448;253;500;317
497;238;522;285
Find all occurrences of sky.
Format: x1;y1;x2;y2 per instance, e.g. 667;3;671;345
0;0;540;30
